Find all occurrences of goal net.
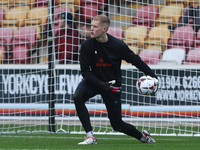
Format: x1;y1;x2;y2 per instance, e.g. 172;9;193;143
0;0;200;136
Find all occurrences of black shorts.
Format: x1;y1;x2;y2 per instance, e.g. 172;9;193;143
76;79;122;121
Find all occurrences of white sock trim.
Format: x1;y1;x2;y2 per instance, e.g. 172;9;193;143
86;131;94;138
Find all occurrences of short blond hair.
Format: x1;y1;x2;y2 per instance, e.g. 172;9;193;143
93;15;110;29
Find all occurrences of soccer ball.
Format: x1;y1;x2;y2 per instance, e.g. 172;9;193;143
136;76;156;95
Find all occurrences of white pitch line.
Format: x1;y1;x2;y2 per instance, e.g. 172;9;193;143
0;135;188;141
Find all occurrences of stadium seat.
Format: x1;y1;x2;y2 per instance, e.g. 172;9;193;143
35;0;58;7
12;27;37;63
0;0;13;5
107;26;124;40
160;48;185;65
0;28;15;60
57;0;79;4
0;8;5;21
139;49;161;65
166;0;187;7
80;3;98;21
80;0;105;21
194;29;200;48
0;5;9;12
124;26;148;54
14;0;34;5
183;47;200;64
168;25;195;53
156;4;184;25
144;25;171;51
3;6;30;27
27;7;48;25
14;27;37;47
132;6;159;28
54;6;72;21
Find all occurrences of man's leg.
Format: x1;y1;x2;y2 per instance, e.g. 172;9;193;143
73;79;98;133
73;79;99;145
101;91;155;143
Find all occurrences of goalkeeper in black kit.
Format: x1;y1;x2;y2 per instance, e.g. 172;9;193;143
73;15;159;145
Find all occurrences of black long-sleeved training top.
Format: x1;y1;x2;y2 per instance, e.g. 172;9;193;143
80;34;157;88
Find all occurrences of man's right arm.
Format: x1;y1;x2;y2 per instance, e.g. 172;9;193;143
80;42;106;88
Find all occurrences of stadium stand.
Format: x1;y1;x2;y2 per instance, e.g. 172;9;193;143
183;47;200;64
195;29;200;48
156;4;184;25
80;3;98;21
26;7;48;26
0;0;199;65
12;27;38;63
168;25;195;53
166;0;187;7
0;8;5;21
160;48;186;65
0;27;15;60
80;0;105;21
14;0;34;6
107;26;124;40
0;0;12;5
139;49;161;65
2;6;30;27
124;26;148;54
132;5;159;28
54;6;73;35
144;25;171;51
35;0;58;7
55;28;80;64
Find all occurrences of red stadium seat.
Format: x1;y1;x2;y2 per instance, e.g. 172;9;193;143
0;8;5;21
132;6;159;27
195;29;200;48
107;26;124;39
12;45;29;63
12;27;37;63
183;48;200;64
80;0;105;21
168;25;195;53
0;28;15;59
81;3;98;20
139;49;161;65
14;27;37;47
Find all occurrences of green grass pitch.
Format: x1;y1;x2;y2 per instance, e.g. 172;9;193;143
0;134;199;150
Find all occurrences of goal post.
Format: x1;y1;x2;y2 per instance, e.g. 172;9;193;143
0;0;200;136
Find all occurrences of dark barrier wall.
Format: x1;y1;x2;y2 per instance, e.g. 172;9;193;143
0;66;200;105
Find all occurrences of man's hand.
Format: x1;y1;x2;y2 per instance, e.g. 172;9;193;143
152;77;159;94
104;80;121;93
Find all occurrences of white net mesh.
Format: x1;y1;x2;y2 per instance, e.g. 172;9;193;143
0;0;200;136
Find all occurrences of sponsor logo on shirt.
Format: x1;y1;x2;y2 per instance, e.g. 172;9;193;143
96;58;112;67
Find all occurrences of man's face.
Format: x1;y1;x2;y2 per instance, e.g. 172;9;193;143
90;20;106;38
